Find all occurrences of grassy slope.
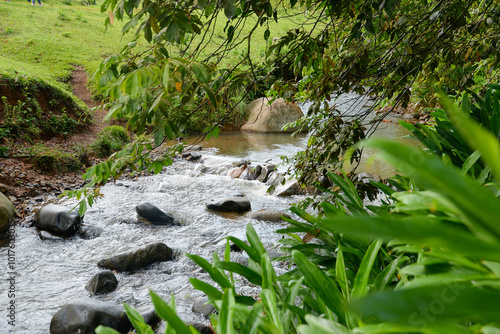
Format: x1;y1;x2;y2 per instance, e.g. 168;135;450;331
0;0;131;85
0;1;308;91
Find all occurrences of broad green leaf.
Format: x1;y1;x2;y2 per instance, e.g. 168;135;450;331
261;253;276;291
335;249;350;299
186;253;232;289
292;251;345;320
218;289;235;334
226;236;261;264
216;261;262;285
149;291;191;334
317;215;500;262
297;315;351;334
350;284;500;324
189;278;223;300
360;139;500;242
246;223;266;259
123;303;154;334
402;272;495;289
351;239;382;299
261;289;283;331
224;0;236;19
95;326;121;334
439;92;500;180
461;150;481;176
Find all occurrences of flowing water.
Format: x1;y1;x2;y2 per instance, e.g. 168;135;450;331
0;95;418;333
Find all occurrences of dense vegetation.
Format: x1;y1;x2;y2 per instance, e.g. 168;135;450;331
2;0;500;332
84;0;500;333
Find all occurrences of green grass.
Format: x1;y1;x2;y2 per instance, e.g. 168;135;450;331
0;0;136;82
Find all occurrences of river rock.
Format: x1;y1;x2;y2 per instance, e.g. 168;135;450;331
192;296;216;316
187;323;213;334
357;172;382;184
239;169;256;181
97;242;174;272
246;210;290;223
189;152;202;160
232;159;251;167
50;298;158;334
0;191;14;235
265;172;285;187
39;230;64;241
188;145;203;151
257;164;275;183
78;225;103;240
85;271;118;295
275;179;304;196
241;97;304;133
206;197;251;213
35;204;82;236
136;202;177;225
229;166;246;178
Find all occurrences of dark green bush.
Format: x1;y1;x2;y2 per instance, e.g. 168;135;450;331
91;125;130;158
29;144;82;173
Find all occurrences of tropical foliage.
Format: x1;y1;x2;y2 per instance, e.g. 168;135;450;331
94;80;500;333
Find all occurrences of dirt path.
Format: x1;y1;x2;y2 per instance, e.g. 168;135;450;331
0;67;114;221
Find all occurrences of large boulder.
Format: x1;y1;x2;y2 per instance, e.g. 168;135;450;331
136;202;177;225
241;98;304;133
35;205;82;236
98;242;174;272
0;192;14;235
85;271;118;295
50;298;158;334
206;197;251;213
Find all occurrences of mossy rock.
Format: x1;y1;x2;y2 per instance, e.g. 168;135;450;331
0;192;14;235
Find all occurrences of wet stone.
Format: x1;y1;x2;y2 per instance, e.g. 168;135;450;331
192;296;216;316
97;242;174;272
205;197;251;213
85;271;118;295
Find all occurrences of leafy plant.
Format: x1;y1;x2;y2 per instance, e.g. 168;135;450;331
91;125;130;158
400;84;500;183
29;144;82;173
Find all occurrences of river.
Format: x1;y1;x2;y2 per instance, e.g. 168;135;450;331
0;95;417;333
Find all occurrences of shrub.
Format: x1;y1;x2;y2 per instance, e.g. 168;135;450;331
29;144;82;173
91;125;130;158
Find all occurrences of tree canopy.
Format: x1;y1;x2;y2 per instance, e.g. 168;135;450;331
72;0;500;213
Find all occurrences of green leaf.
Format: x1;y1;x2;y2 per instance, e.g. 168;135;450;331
359;139;500;242
123;304;154;334
335;249;349;299
264;29;270;40
351;239;383;299
292;251;345;320
439;92;500;180
149;291;192;334
95;326;122;334
226;236;261;264
218;289;235;334
189;278;223;300
224;0;236;19
261;289;283;331
216;261;262;286
350;284;500;325
297;315;351;334
246;223;266;260
316;215;500;262
186;254;232;289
